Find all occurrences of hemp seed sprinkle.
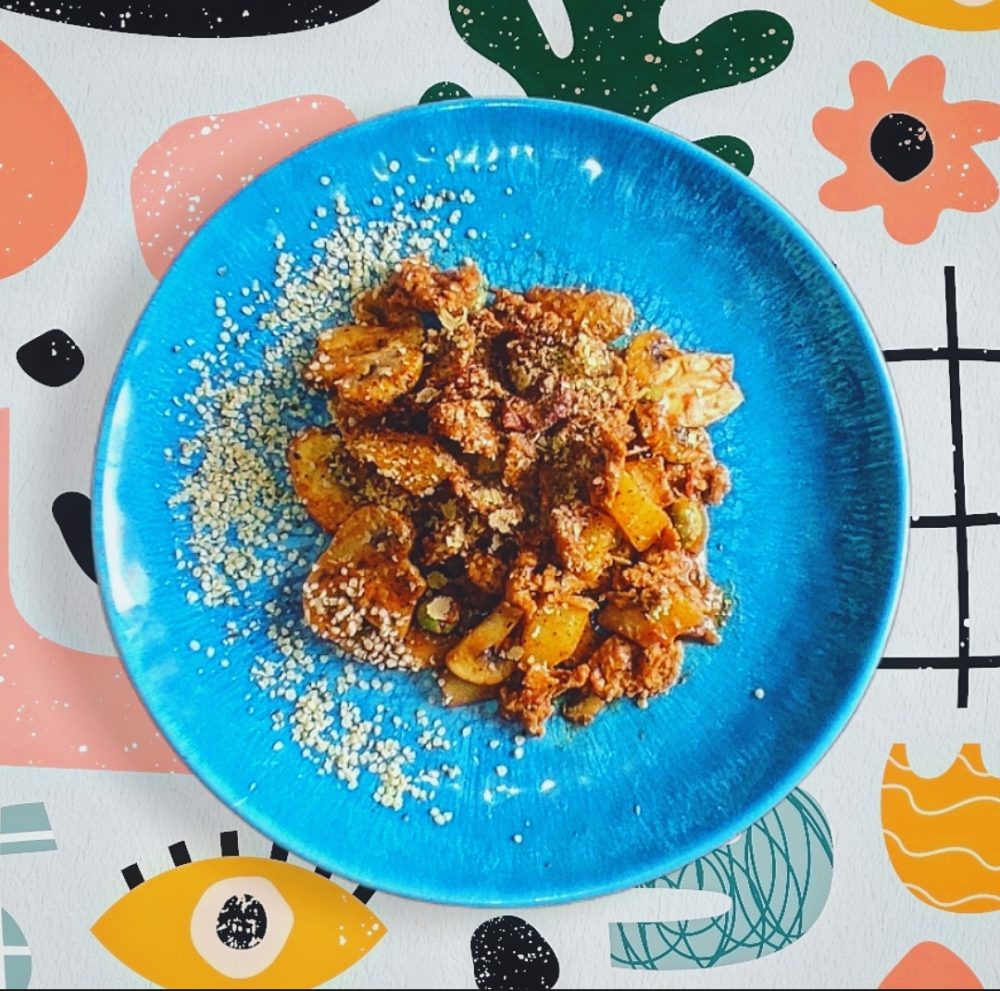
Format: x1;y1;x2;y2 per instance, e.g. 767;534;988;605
165;168;531;822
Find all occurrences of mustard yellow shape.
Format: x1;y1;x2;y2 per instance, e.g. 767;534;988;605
92;856;385;988
882;743;1000;913
870;0;1000;31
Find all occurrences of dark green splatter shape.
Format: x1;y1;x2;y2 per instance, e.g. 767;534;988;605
694;135;755;176
420;81;473;104
446;0;794;173
449;0;793;117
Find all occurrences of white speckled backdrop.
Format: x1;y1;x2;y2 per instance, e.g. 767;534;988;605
2;1;1000;987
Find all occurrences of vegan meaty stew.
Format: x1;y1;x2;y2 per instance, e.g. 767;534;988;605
288;259;742;735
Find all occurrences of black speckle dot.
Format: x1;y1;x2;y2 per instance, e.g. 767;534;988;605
870;113;933;182
471;916;559;990
52;492;95;583
16;330;84;387
216;894;268;950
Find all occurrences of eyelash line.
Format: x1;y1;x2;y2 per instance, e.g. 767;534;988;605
120;831;378;904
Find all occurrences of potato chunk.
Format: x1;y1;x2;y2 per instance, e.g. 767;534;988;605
303;323;424;413
598;595;705;648
551;505;618;583
304;506;426;643
346;429;460;497
522;600;594;666
287;427;357;532
602;467;672;551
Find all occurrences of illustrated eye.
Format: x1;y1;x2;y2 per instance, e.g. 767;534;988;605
91;831;384;989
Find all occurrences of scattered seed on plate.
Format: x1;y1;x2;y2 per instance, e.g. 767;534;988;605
164;162;538;822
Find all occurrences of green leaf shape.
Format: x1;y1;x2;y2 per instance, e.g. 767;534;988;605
420;81;473;104
449;0;793;122
694;135;755;175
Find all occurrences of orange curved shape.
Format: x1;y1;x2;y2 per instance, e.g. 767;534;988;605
880;941;983;989
132;95;356;278
0;41;87;278
882;743;1000;912
0;409;183;772
813;55;1000;243
870;0;1000;31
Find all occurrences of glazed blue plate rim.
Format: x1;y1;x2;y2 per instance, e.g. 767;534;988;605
92;97;909;907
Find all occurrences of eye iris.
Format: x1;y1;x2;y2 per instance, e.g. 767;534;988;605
216;894;268;950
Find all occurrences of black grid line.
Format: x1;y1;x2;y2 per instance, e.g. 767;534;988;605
880;266;1000;706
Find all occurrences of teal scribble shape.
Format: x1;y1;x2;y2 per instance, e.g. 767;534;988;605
2;910;31;989
610;787;833;970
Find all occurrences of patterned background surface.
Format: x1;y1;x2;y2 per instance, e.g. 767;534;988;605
2;1;1000;987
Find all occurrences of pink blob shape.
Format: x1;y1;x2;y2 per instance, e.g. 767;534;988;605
131;95;357;278
0;409;184;772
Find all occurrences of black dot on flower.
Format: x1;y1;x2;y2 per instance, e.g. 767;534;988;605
216;894;268;950
471;916;559;990
16;329;84;387
870;112;934;182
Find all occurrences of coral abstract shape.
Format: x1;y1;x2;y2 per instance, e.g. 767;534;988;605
132;96;357;278
880;942;983;989
1;910;31;990
0;409;183;773
813;56;1000;243
0;801;56;856
869;0;1000;31
0;1;385;37
882;743;1000;913
610;787;833;969
92;852;384;988
0;40;87;279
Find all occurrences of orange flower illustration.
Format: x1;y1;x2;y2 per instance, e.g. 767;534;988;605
813;55;1000;243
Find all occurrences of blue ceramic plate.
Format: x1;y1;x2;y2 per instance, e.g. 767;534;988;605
94;99;907;907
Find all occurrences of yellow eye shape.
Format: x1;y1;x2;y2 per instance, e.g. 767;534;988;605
91;833;385;989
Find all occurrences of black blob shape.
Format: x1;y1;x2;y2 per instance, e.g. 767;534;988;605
51;492;96;583
16;330;84;387
1;1;384;37
870;113;934;182
216;894;267;950
471;916;559;990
